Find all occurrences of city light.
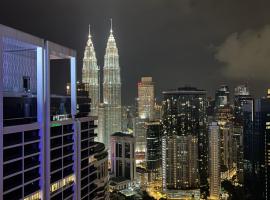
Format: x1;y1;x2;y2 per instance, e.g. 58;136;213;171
0;2;269;199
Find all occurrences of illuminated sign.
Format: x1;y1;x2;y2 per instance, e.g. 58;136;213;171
51;123;61;127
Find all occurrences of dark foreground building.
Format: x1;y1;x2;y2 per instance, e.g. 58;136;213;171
249;97;270;200
0;25;108;200
145;121;162;180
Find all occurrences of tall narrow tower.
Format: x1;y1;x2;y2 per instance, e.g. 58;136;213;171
138;77;155;120
82;25;99;116
102;19;122;149
209;122;221;199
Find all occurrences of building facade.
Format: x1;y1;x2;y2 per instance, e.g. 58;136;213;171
133;117;147;164
145;121;162;180
232;125;244;184
215;105;236;179
234;85;250;124
78;117;109;200
138;77;154;120
110;132;136;185
233;85;252;184
265;110;270;200
0;25;108;200
250;97;270;200
161;87;208;198
209;122;220;200
220;124;234;173
215;85;230;108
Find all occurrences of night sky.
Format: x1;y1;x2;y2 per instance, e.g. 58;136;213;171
1;0;270;105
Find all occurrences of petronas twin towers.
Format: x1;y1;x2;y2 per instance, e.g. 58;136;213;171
82;21;121;149
82;25;100;115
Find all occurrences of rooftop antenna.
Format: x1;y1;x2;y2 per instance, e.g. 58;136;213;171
110;18;113;33
88;24;91;37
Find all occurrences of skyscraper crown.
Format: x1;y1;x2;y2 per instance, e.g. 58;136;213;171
106;19;118;51
84;25;97;61
82;24;100;116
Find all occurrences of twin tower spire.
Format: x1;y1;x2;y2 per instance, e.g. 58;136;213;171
82;20;122;149
88;18;113;38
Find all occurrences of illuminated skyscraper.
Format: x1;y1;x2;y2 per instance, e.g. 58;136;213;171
133;117;147;163
133;77;154;163
234;84;250;96
138;77;154;120
162;87;207;199
221;124;234;173
209;122;220;200
264;90;270;200
214;105;235;180
102;20;122;150
215;85;230;108
98;103;106;144
234;84;251;124
82;25;99;116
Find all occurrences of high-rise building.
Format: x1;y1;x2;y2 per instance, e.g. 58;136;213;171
240;97;254;166
79;118;109;200
232;125;244;184
110;132;136;189
215;85;230;108
98;103;106;143
145;121;162;180
209;122;220;200
250;97;270;200
234;84;251;124
133;77;155;163
161;87;207;198
102;21;122;151
266;89;270;199
133;117;147;163
220;124;234;173
215;105;236;179
234;84;250;97
242;94;270;199
82;26;99;116
0;25;108;200
265;108;270;200
138;77;154;120
153;101;162;120
232;85;253;185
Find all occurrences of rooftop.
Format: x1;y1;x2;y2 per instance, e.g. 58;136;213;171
163;86;206;95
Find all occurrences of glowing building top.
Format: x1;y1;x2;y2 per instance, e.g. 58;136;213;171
82;25;100;115
103;19;121;105
234;84;250;96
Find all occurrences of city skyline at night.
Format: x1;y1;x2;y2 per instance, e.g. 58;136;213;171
1;1;270;200
1;0;270;105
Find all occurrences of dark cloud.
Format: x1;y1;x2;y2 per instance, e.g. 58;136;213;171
215;25;270;81
0;0;270;104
